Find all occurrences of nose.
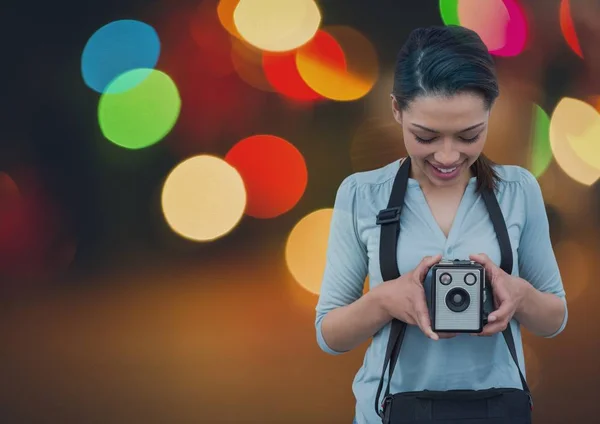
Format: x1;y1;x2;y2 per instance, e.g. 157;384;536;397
433;140;460;166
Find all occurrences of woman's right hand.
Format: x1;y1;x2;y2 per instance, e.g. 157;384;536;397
377;254;445;341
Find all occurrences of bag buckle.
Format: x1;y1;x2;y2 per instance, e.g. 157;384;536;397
380;396;392;424
376;207;402;225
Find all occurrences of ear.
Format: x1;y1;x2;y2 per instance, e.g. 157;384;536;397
390;95;403;125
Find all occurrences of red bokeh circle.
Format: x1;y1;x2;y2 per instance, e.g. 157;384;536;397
225;135;308;219
0;169;75;282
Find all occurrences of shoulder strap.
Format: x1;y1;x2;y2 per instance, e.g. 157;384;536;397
374;158;531;418
480;188;530;396
373;158;411;416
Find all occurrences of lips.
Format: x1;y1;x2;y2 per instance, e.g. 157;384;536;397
427;160;464;180
432;164;457;173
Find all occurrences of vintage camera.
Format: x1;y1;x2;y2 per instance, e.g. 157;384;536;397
430;259;492;333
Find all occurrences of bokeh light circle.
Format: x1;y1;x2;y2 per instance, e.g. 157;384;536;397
439;0;460;25
218;0;242;39
296;26;378;101
441;0;527;57
495;0;528;57
98;69;181;149
567;121;600;171
233;0;322;52
161;155;247;242
560;0;583;58
285;208;333;294
0;169;76;280
528;104;553;178
81;20;160;94
225;135;308;219
262;50;326;101
549;97;600;185
458;0;510;52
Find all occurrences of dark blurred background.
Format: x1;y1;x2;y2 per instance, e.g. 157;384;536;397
1;0;599;422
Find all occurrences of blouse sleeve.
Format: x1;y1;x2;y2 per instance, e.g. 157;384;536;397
517;168;568;338
315;175;369;354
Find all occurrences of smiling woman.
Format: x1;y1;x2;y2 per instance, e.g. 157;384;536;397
315;25;567;424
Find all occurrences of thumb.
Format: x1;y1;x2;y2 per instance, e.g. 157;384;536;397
469;253;500;282
416;254;442;282
414;301;439;341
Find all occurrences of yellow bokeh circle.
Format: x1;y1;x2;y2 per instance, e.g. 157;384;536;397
567;125;600;171
285;208;333;295
161;155;247;242
233;0;321;52
549;97;600;185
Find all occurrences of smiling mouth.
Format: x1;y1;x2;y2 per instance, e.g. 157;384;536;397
428;161;463;173
432;165;457;174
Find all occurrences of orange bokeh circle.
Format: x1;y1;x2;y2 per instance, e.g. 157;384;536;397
296;26;378;101
262;30;346;102
217;0;242;40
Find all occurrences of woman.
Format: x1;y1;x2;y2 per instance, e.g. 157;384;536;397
315;25;568;424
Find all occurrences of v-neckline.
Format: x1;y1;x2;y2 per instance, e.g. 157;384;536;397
414;179;475;246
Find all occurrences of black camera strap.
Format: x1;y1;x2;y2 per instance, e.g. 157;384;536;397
374;157;531;418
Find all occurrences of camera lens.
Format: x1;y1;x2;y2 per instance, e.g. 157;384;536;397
439;272;452;285
445;287;470;312
464;272;477;286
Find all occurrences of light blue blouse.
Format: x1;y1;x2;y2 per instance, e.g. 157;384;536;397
315;159;568;424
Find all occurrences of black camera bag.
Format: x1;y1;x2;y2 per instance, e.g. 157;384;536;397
374;157;533;423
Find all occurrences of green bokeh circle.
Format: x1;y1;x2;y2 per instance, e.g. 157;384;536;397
439;0;460;26
98;69;181;149
529;104;552;178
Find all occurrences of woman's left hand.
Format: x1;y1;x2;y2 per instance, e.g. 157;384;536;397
469;253;530;337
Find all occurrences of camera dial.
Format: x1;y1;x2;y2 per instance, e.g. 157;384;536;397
464;272;477;286
439;272;452;285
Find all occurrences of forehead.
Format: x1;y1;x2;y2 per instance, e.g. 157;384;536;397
404;93;489;131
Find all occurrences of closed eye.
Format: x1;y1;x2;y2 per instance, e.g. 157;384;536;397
413;133;482;143
414;134;437;143
459;134;481;143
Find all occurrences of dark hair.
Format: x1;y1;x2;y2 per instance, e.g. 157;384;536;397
392;25;501;192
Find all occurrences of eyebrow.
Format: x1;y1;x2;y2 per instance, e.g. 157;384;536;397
410;122;485;134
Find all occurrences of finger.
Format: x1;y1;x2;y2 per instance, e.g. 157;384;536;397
438;332;457;339
416;254;442;281
479;320;509;336
469;252;492;266
487;301;512;324
469;253;501;279
414;302;438;341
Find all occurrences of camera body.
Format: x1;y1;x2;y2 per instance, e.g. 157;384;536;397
430;259;491;333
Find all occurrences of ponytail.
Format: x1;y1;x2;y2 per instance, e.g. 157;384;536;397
471;153;500;193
